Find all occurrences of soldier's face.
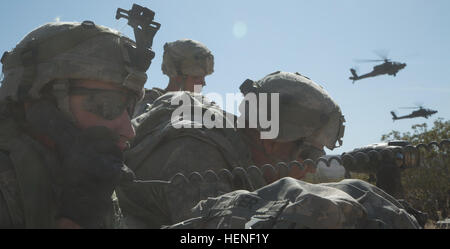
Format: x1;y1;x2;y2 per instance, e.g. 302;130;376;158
260;139;318;180
69;80;136;151
264;140;300;162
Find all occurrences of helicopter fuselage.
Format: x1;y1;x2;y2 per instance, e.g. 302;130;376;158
391;108;438;121
350;61;406;83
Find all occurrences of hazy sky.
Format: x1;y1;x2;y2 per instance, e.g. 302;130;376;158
1;0;449;154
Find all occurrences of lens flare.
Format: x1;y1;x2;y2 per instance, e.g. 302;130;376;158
233;21;247;39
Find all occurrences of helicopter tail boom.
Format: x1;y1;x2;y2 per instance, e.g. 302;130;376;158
349;68;359;83
350;68;358;78
391;111;398;121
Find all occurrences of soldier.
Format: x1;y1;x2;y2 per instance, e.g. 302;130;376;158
118;71;422;229
126;71;344;182
0;19;155;228
133;39;214;117
118;71;345;227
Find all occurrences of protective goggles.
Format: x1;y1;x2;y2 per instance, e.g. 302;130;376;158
69;86;136;120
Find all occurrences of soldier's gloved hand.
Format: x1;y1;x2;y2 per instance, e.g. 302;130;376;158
25;100;135;228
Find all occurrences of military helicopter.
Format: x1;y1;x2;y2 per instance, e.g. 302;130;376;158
349;52;407;83
390;105;437;121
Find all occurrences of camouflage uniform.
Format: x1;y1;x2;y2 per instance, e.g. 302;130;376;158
119;71;421;229
0;21;151;228
118;92;252;228
133;87;167;118
0;116;60;228
166;178;420;229
119;172;420;229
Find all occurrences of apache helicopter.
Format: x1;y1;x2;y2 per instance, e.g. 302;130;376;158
349;52;407;83
390;106;438;121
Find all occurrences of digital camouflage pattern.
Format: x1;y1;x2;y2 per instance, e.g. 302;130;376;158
126;91;251;178
239;71;345;149
0;21;148;122
0;117;59;228
118;91;252;228
133;39;214;118
118;89;421;229
132;87;167;118
0;22;147;98
0;19;151;228
161;39;214;78
118;167;421;229
165;177;420;229
119;70;424;229
0;115;120;228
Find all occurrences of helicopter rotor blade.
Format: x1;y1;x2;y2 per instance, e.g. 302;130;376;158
373;49;390;61
399;107;419;109
353;59;385;63
414;101;424;108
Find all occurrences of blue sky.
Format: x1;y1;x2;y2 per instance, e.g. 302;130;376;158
1;0;449;154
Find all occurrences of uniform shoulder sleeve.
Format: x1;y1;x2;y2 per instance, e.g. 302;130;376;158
0;151;25;228
134;136;230;181
118;136;231;228
132;88;168;118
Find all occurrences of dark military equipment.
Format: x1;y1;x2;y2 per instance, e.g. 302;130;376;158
216;139;446;198
134;139;448;209
116;3;161;71
349;52;406;83
116;3;160;49
119;139;449;229
340;139;449;198
391;106;438;121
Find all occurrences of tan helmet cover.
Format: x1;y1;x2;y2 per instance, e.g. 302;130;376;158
0;21;147;102
161;39;214;77
240;71;345;150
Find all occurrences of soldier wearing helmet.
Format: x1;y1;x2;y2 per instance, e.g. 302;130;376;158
0;18;157;228
236;71;345;181
133;39;214;117
118;71;421;229
117;71;345;227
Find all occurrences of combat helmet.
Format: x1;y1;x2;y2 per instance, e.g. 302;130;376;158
161;39;214;78
239;71;345;150
0;18;158;120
